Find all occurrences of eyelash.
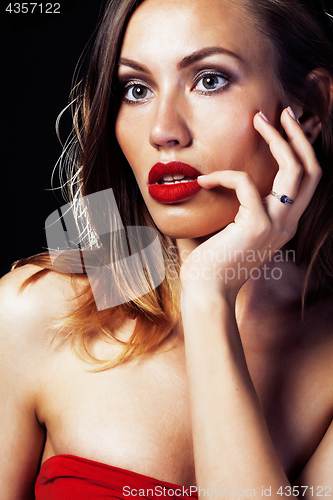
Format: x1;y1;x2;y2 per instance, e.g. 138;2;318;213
121;80;154;105
193;70;230;95
120;70;231;105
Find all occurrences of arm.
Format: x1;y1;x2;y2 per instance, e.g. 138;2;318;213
0;267;47;499
181;291;288;494
180;108;330;496
294;421;333;492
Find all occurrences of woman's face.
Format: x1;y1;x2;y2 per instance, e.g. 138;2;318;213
115;0;286;239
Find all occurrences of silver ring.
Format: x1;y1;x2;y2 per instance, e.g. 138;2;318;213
270;191;294;204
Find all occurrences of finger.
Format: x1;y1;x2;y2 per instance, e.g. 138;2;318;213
280;107;319;172
197;170;261;207
254;108;321;246
197;170;270;229
254;110;303;211
279;107;322;218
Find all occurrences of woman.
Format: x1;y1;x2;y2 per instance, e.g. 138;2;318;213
1;0;333;498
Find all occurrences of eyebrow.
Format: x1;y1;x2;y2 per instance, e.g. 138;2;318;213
118;58;151;73
118;46;243;73
177;47;243;69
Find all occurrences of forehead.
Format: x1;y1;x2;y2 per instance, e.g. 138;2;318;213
120;0;273;70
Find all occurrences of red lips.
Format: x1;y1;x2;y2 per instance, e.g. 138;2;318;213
148;162;202;203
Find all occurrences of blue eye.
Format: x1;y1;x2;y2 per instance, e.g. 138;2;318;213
124;84;153;102
195;74;229;92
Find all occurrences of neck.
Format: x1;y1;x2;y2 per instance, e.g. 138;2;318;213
176;233;220;265
175;237;315;307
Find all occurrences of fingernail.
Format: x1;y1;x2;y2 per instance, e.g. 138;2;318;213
287;106;300;124
259;111;270;123
197;175;206;180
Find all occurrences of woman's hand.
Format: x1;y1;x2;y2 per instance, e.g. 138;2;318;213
180;108;325;495
180;107;322;300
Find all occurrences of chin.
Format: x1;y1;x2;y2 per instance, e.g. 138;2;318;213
144;189;239;240
152;217;229;240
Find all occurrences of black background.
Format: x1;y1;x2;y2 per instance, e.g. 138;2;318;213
0;0;105;277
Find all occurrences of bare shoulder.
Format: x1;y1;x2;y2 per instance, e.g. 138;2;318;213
0;265;81;344
0;265;80;499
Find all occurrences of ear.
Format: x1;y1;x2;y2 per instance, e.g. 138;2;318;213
291;68;333;145
298;114;322;145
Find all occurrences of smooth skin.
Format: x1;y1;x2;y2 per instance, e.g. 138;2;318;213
116;0;333;493
1;0;333;498
180;109;326;493
115;0;285;239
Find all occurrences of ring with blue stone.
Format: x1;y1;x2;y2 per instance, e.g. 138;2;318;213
270;191;294;204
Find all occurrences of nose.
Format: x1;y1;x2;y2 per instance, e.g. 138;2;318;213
149;94;192;151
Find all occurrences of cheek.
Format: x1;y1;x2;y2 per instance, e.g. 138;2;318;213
231;124;278;196
195;106;278;194
115;109;143;167
115;110;153;207
115;110;131;159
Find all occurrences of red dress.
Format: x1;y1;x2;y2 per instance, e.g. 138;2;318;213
35;455;199;499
